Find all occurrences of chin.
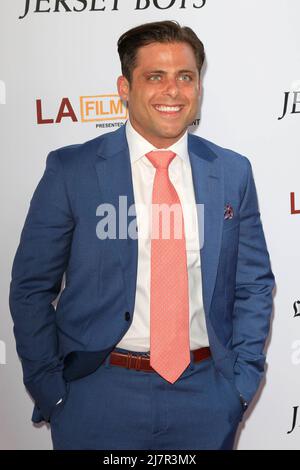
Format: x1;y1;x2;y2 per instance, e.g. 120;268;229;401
161;129;185;139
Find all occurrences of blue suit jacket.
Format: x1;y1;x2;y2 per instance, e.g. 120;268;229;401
9;126;275;423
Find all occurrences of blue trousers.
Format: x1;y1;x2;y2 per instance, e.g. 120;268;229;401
50;348;243;450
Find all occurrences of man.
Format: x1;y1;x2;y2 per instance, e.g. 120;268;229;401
9;21;275;450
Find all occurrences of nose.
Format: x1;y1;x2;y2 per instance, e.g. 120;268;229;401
163;76;179;98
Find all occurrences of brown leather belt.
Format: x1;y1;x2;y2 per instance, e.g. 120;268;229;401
109;347;211;372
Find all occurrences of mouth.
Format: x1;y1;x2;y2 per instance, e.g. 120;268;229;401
153;104;184;115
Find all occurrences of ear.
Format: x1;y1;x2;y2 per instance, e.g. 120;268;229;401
117;75;130;102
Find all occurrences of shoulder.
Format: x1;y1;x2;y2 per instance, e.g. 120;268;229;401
189;133;252;173
49;132;109;163
46;126;125;171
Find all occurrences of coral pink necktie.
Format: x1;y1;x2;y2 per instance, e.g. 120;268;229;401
146;150;190;384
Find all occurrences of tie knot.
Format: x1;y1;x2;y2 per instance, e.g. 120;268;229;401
146;150;176;170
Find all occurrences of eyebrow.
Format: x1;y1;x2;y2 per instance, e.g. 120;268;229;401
145;69;196;75
178;69;197;74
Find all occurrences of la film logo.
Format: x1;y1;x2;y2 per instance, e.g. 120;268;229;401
290;193;300;215
36;94;128;124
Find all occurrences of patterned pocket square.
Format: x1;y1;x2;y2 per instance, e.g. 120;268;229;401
224;203;234;220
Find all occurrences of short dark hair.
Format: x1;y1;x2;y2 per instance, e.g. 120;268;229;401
117;20;205;83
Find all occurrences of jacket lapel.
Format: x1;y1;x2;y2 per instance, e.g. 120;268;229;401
94;126;138;315
188;134;224;319
94;128;224;322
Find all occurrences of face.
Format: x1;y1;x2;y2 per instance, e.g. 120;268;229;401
117;41;201;148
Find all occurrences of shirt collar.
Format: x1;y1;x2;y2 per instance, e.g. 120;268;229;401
125;118;189;165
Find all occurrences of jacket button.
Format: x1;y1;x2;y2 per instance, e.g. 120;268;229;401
125;311;131;321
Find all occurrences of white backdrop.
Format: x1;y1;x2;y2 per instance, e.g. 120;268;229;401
1;0;299;450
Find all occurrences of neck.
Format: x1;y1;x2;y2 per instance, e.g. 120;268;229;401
128;119;186;149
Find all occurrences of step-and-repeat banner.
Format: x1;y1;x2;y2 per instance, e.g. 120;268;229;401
0;0;299;450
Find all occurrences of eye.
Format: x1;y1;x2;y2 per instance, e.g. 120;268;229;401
148;75;162;81
178;74;192;82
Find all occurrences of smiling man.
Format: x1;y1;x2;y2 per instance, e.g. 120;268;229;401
10;21;275;450
117;40;201;147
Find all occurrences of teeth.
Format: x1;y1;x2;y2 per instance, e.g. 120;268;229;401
155;105;181;112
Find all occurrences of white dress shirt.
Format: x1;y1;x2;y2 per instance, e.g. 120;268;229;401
116;119;209;352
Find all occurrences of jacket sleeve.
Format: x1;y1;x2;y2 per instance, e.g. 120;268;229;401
9;150;75;422
232;158;275;404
